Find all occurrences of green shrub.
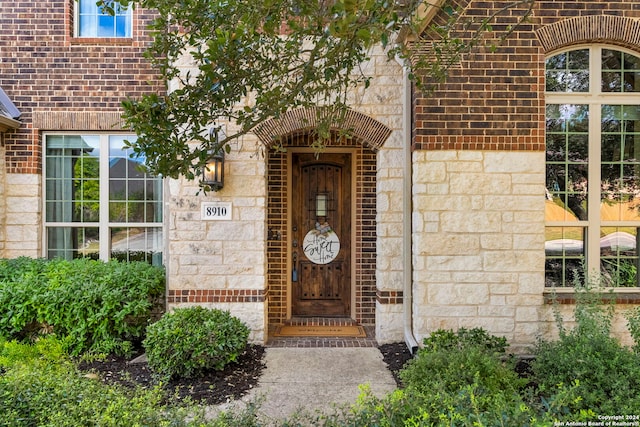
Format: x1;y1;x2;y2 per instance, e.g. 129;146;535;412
627;306;640;354
401;328;515;393
391;328;527;424
533;282;640;415
144;307;250;379
421;327;508;354
0;257;165;356
400;345;526;402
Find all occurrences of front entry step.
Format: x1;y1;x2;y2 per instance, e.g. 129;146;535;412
285;317;358;327
267;317;377;348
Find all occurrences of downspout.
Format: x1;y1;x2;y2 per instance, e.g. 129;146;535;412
402;67;419;354
395;0;443;355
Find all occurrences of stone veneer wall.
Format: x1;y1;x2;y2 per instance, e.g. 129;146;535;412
4;173;41;257
412;151;545;352
355;48;407;343
166;135;268;343
0;143;5;253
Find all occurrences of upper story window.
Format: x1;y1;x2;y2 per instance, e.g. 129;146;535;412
44;133;163;265
545;46;640;287
77;0;132;38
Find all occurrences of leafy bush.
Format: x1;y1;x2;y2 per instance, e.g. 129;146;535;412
627;306;640;354
421;327;508;354
0;257;165;356
144;306;250;379
321;382;549;427
0;336;207;427
400;345;524;397
533;282;640;415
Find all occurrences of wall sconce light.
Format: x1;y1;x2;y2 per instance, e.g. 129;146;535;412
201;148;225;191
201;127;226;191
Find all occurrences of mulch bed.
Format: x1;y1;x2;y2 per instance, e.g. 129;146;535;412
77;342;414;406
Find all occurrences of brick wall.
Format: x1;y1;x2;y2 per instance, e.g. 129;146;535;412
0;0;164;174
411;0;640;351
414;1;640;153
414;0;545;153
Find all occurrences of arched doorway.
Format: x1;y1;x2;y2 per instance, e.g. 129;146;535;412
257;108;392;332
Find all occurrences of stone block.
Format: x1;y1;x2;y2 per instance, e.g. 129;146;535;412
518;273;546;294
453;271;518;284
483;251;543;272
483;152;544;173
460;317;515;334
414;162;447;183
414;195;472;212
425;151;458;162
426;255;483;272
450;172;511;195
515;306;539;322
478;305;516;318
429;234;480;255
441;211;502;233
480;233;513;250
421;305;479;317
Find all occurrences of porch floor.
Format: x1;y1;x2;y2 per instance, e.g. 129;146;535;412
266;317;378;348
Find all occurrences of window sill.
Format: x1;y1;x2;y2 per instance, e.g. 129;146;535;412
70;37;134;46
543;288;640;304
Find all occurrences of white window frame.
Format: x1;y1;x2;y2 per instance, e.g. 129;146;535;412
43;132;164;263
74;0;133;38
546;44;640;287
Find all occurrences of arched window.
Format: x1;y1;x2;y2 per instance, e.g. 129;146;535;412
545;46;640;287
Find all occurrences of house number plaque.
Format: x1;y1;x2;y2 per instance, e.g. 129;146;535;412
302;222;340;264
201;202;232;220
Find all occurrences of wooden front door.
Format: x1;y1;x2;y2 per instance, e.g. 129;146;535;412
291;152;351;316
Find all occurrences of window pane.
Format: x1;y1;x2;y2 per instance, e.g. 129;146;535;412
115;16;130;38
97;15;115;37
78;0;131;38
601;227;639;287
546;105;589;221
110;227;163;265
601;105;640;209
545;226;585;287
80;0;98;14
45;135;100;223
545;49;589;92
602;49;640;93
109;136;163;223
47;226;99;261
78;16;96;37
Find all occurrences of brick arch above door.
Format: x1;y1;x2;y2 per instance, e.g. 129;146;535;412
536;15;640;53
254;107;393;151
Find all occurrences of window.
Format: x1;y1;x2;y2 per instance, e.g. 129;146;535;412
44;134;163;265
77;0;132;38
545;46;640;287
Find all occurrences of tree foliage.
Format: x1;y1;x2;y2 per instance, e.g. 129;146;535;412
98;0;534;181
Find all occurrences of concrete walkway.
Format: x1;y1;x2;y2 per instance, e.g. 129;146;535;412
209;347;397;423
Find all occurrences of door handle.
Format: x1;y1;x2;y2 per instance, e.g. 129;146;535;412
292;251;298;282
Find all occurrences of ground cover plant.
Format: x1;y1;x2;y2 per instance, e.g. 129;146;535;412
0;336;212;427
